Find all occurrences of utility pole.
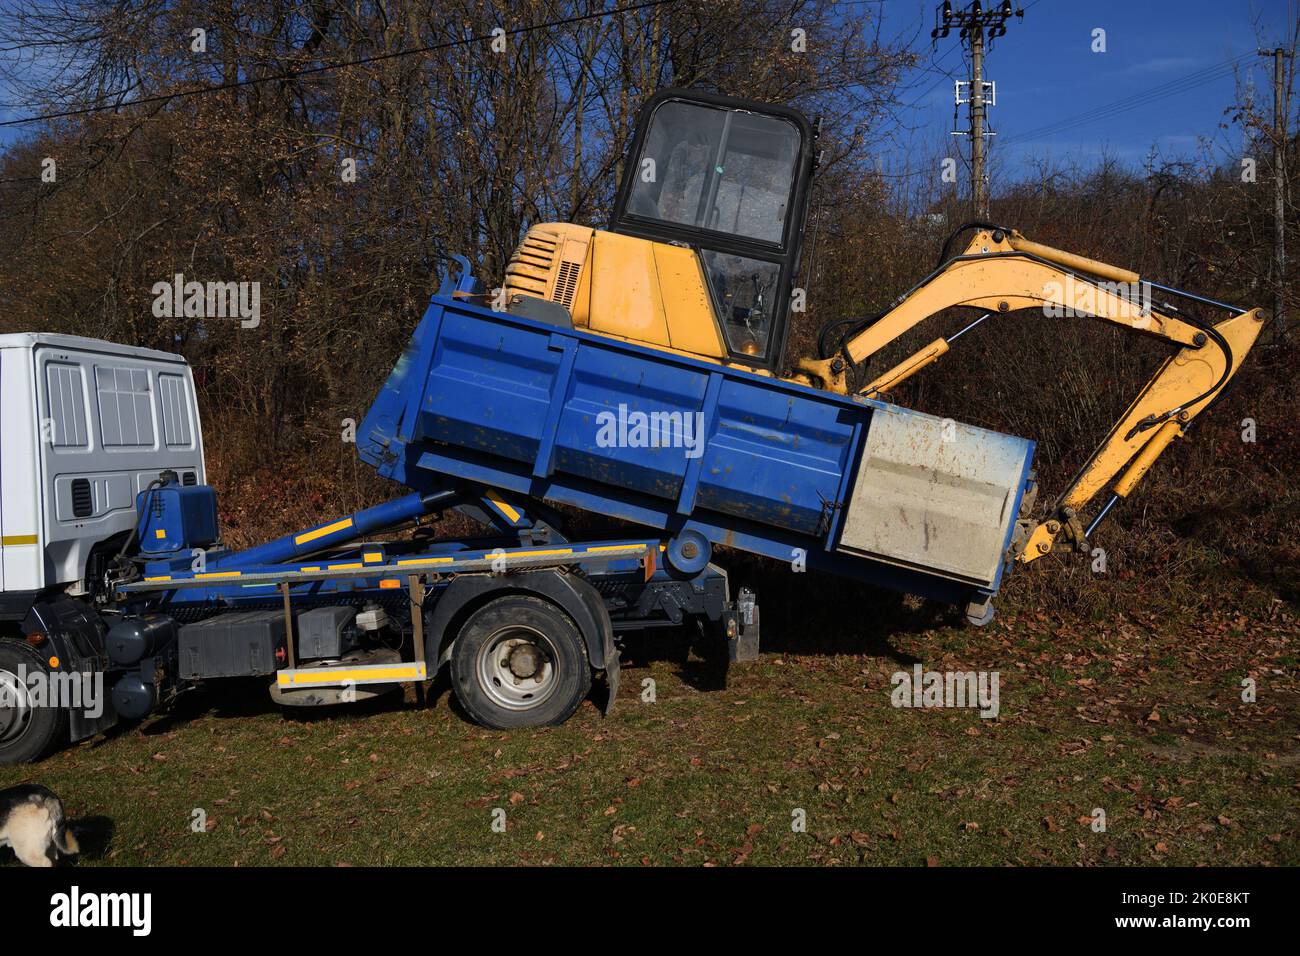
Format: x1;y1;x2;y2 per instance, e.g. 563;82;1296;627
971;25;987;217
933;1;1022;219
1259;47;1292;339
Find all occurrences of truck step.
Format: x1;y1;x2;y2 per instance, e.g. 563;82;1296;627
276;660;427;690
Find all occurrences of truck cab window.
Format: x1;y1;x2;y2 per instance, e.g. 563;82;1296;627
627;101;800;246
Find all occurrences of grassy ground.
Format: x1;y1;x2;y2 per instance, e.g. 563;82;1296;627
1;564;1295;867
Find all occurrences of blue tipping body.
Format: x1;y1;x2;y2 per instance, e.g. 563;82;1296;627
354;262;1038;604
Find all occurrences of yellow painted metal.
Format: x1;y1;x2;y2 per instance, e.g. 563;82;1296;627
1059;309;1264;511
845;232;1201;365
789;356;849;394
485;489;521;523
1006;232;1141;285
277;661;428;687
1018;308;1265;562
503;223;727;359
861;337;950;397
294;517;354;546
1113;420;1183;497
1021;521;1057;560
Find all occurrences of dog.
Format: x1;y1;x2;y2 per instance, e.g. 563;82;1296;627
0;784;79;867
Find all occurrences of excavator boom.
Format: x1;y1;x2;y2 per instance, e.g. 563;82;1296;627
832;225;1265;561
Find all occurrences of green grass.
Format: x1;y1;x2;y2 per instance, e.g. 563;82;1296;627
2;583;1296;866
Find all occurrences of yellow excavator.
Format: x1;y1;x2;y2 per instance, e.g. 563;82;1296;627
500;88;1263;563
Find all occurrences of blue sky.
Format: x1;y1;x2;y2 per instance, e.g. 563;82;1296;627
873;0;1296;184
1;0;1294;182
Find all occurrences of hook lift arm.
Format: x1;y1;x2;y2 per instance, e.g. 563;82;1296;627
826;226;1265;563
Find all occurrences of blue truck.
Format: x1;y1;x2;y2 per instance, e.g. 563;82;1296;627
0;251;1033;764
4;89;1250;763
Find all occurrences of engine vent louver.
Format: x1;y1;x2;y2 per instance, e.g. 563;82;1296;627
182;471;197;486
553;260;581;308
71;478;93;518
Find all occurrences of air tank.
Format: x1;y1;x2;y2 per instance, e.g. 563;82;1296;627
106;614;177;667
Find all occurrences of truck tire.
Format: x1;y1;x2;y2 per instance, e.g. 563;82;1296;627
0;639;67;765
450;595;591;729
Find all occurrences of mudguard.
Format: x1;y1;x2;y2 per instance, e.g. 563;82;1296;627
22;595;119;742
423;569;620;714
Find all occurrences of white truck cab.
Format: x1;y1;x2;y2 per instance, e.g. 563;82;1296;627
0;333;205;606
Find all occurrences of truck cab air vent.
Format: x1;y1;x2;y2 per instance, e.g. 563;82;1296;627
71;478;93;517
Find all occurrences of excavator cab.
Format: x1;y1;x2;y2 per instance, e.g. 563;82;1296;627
608;89;818;371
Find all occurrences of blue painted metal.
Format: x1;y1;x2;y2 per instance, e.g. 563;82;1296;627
354;261;1037;605
665;530;712;575
209;490;452;570
165;257;1032;613
131;537;659;608
135;482;219;555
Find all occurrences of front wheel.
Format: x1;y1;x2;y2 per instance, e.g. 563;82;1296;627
450;595;591;729
0;638;67;765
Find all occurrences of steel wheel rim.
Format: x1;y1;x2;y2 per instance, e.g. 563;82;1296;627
0;666;33;745
475;624;559;711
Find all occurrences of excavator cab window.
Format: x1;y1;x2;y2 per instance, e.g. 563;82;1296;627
624;102;799;243
611;89;816;371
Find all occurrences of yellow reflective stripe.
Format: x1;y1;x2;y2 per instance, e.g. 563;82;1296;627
144;575;172;582
363;552;383;563
195;571;242;579
327;562;363;571
486;491;521;523
294;517;353;546
508;548;573;558
300;566;320;572
0;534;38;546
397;557;454;566
154;529;167;539
277;663;426;686
584;544;641;553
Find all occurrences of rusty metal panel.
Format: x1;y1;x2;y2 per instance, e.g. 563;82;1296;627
837;406;1033;588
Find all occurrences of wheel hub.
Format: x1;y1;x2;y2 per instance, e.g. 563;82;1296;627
506;644;541;679
477;625;559;711
0;667;33;745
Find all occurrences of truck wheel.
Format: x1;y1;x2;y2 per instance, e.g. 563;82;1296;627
0;639;67;765
451;595;591;729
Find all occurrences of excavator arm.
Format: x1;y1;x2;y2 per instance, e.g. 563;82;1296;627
824;226;1264;563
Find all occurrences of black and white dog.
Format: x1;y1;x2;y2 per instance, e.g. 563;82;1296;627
0;784;79;867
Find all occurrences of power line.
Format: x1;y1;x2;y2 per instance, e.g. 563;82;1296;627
1001;52;1254;147
0;0;679;129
